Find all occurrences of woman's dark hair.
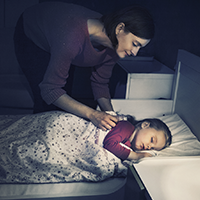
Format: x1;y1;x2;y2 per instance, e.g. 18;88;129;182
100;5;155;48
127;115;172;149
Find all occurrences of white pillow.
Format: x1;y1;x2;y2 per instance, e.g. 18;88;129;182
154;114;200;156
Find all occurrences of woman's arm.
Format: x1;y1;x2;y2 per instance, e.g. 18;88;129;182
53;93;118;131
97;97;114;111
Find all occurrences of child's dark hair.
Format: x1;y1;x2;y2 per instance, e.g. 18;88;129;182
127;115;172;149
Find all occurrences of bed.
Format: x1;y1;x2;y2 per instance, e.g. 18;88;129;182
113;49;200;200
0;49;200;200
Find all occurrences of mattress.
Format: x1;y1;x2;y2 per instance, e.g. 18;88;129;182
0;177;126;199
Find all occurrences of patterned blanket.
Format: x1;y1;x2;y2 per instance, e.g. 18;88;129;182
0;111;127;183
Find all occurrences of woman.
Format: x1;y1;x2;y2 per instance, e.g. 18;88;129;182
13;2;155;131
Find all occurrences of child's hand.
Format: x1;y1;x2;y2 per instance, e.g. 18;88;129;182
127;151;153;161
142;152;153;158
137;152;153;160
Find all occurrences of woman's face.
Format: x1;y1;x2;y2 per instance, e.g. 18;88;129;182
115;23;150;58
131;122;166;151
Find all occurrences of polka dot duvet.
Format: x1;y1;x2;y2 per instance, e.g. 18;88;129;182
0;111;127;183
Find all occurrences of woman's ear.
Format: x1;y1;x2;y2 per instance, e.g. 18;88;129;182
115;22;125;35
141;121;150;129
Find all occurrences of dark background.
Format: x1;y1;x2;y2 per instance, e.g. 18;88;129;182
0;0;200;112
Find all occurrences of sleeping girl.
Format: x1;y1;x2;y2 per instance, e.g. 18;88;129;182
103;115;172;161
0;111;172;183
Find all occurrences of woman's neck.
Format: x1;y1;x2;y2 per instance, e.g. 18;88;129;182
87;19;113;49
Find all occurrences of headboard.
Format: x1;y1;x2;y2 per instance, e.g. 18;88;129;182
172;49;200;141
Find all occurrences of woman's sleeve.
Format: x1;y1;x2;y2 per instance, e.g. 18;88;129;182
39;38;80;105
90;57;118;100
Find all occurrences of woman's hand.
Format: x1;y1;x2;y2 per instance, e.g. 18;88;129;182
89;110;118;131
53;94;118;130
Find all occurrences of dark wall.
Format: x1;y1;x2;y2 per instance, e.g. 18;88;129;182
40;0;200;70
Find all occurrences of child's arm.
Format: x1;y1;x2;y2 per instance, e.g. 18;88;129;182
127;151;153;161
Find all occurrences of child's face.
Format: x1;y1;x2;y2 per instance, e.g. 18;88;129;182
131;122;166;151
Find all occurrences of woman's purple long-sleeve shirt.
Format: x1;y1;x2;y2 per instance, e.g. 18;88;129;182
22;2;119;104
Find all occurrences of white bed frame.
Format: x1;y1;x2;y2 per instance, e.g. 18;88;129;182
113;49;200;200
0;49;199;200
